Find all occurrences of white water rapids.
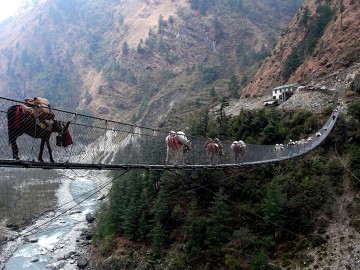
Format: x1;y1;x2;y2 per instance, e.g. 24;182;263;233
3;170;108;270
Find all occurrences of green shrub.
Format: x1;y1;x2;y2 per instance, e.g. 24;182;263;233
201;66;219;85
224;254;243;270
249;248;269;270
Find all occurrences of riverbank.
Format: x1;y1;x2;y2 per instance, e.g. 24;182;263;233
0;170;112;270
0;227;21;269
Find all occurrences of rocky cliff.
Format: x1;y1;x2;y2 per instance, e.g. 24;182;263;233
242;0;360;99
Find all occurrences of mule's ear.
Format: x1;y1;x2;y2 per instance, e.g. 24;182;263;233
65;121;70;130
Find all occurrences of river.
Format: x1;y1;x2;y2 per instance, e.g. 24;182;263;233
3;170;110;270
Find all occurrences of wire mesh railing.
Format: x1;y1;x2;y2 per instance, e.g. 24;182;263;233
0;96;342;170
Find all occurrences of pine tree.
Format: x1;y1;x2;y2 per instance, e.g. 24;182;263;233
232;227;253;256
199;0;209;15
184;199;205;254
218;97;230;140
158;37;167;53
189;0;199;10
202;66;219;84
299;6;310;28
205;188;230;252
210;86;217;97
150;183;168;257
158;15;165;34
107;174;127;232
228;74;240;98
339;0;345;31
213;16;223;41
263;179;286;240
137;43;145;54
282;48;300;78
249;248;269;270
196;109;210;137
111;172;145;240
264;179;286;222
122;41;129;55
241;74;248;86
122;198;137;237
137;172;155;241
138;211;148;241
151;220;165;258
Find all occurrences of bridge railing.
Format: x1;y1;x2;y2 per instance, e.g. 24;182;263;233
0;96;341;168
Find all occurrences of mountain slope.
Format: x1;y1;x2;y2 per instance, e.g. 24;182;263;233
0;0;302;126
242;0;360;98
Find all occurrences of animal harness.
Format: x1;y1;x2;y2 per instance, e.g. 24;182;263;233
167;135;179;150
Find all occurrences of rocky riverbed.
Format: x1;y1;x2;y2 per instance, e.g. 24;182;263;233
0;170;111;270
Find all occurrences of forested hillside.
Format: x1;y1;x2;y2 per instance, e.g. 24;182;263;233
0;0;302;125
1;0;360;268
92;100;360;269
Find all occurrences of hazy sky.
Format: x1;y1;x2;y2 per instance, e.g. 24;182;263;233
0;0;22;22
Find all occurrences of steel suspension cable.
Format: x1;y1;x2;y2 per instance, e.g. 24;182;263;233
67;113;78;162
20;170;129;237
171;170;304;240
335;142;360;183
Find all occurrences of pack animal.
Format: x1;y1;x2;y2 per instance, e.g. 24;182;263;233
231;140;246;164
165;131;191;165
7;104;71;163
287;140;296;157
274;144;284;158
204;138;221;165
25;97;54;127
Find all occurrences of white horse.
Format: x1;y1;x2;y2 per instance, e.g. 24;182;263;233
165;131;191;165
287;140;296;157
307;136;314;147
299;139;307;152
165;131;176;163
231;140;246;164
274;143;284;158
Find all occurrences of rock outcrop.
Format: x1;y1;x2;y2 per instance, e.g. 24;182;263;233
242;0;360;97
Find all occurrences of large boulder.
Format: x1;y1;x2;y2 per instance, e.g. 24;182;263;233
26;236;38;243
97;106;109;114
346;70;360;93
354;71;360;93
46;261;66;270
30;257;39;263
77;257;88;269
85;213;95;223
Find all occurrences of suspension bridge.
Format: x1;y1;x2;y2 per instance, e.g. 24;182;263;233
0;95;342;171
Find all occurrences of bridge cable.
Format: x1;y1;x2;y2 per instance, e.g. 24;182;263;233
38;171;231;235
103;120;108;154
20;170;129;237
15;177;114;236
20;173;118;237
18;99;345;235
53;173;112;211
68;113;78;162
32;174;221;235
335;142;360;183
171;170;305;240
